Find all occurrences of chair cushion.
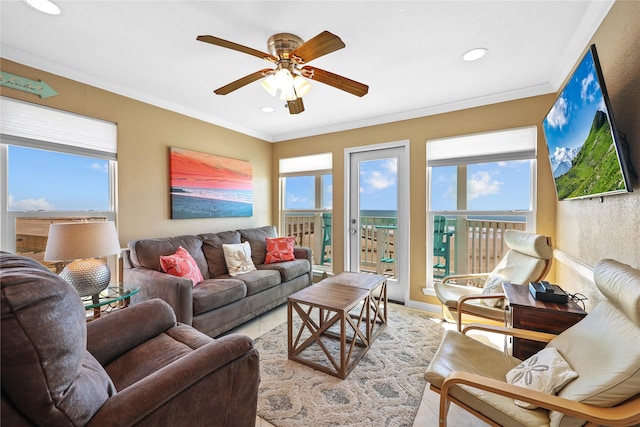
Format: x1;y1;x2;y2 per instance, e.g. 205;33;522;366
504;230;553;260
593;259;640;325
493;250;547;286
1;253;116;426
548;300;640;427
506;347;578;409
425;330;549;427
222;242;257;276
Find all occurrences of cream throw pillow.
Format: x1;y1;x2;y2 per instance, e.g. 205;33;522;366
480;274;507;308
222;242;257;276
506;347;578;409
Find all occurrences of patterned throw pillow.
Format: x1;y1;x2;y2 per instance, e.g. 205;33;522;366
264;236;296;264
506;347;578;409
159;246;204;286
480;274;508;308
222;242;257;276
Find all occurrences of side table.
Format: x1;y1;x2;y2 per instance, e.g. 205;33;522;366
82;285;140;320
503;282;587;359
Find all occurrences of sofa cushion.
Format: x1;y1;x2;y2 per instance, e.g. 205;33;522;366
222;242;258;276
129;235;209;278
191;279;247;315
1;253;116;426
258;259;311;282
265;236;296;263
160;246;205;286
238;225;277;265
228;269;281;296
200;231;242;278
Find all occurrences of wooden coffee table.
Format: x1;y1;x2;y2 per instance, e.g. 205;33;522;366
320;272;387;344
287;272;387;379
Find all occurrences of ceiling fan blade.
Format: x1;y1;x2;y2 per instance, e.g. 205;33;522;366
197;35;278;62
290;31;345;64
287;98;304;115
213;69;273;95
301;66;369;97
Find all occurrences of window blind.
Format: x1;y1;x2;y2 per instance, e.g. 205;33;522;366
427;126;536;167
0;97;117;159
279;152;332;176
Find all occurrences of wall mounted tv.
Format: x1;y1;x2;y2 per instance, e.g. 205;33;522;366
542;44;634;201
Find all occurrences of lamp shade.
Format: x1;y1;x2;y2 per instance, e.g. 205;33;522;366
44;221;121;261
45;221;121;297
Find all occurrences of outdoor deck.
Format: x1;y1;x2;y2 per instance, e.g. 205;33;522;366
284;212;526;279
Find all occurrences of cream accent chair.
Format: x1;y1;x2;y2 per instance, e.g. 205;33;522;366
434;229;553;331
425;258;640;427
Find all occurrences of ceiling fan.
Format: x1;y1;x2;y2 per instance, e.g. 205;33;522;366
196;31;369;114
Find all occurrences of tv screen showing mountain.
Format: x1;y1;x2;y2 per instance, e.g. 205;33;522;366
542;45;631;201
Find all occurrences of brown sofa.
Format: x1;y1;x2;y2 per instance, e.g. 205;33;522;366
1;252;260;427
124;225;313;337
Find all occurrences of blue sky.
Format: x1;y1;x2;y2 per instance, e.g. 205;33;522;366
285;158;530;212
431;161;531;211
8;146;110;211
543;49;607;154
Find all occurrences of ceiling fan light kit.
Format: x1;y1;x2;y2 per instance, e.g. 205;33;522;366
197;30;368;115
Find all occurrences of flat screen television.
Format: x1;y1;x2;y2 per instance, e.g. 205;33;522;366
542;44;634;201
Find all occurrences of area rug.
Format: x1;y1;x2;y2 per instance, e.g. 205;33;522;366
254;304;445;427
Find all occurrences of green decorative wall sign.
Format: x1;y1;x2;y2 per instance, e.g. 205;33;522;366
0;71;58;98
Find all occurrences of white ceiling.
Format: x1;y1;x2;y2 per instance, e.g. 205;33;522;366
0;1;614;142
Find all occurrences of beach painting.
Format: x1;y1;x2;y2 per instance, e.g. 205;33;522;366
170;147;253;219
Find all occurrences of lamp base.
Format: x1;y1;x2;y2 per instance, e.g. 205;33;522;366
60;259;111;297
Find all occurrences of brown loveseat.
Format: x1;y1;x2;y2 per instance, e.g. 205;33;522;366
124;225;313;337
1;252;260;427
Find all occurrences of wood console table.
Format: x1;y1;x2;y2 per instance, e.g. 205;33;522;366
503;282;587;359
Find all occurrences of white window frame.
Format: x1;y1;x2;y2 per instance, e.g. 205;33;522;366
426;126;537;289
0;97;117;254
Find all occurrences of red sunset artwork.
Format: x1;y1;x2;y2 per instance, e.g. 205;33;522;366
169;147;253;219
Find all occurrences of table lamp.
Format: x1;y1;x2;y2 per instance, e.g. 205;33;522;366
44;221;121;297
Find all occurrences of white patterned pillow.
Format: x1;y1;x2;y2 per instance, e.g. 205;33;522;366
506;347;578;409
222;242;257;277
480;274;507;308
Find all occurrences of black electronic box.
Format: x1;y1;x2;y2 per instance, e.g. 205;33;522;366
529;280;569;303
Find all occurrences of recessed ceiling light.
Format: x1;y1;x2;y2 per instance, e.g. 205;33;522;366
23;0;61;15
462;48;488;62
260;106;275;113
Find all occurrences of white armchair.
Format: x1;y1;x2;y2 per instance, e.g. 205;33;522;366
425;258;640;427
434;229;553;331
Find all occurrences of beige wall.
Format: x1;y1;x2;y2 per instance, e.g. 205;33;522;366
0;59;274;246
272;95;558;306
554;1;640;309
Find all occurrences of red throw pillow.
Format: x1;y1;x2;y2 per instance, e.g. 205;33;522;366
160;246;204;286
264;237;296;264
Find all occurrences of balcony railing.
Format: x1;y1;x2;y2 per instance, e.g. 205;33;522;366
284;211;526;279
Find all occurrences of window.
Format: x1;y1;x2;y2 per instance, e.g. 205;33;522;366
1;97;117;273
427;126;537;285
279;153;332;268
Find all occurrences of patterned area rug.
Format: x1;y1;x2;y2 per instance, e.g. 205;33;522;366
254;303;445;427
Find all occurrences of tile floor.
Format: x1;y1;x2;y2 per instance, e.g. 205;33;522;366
227;304;491;427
